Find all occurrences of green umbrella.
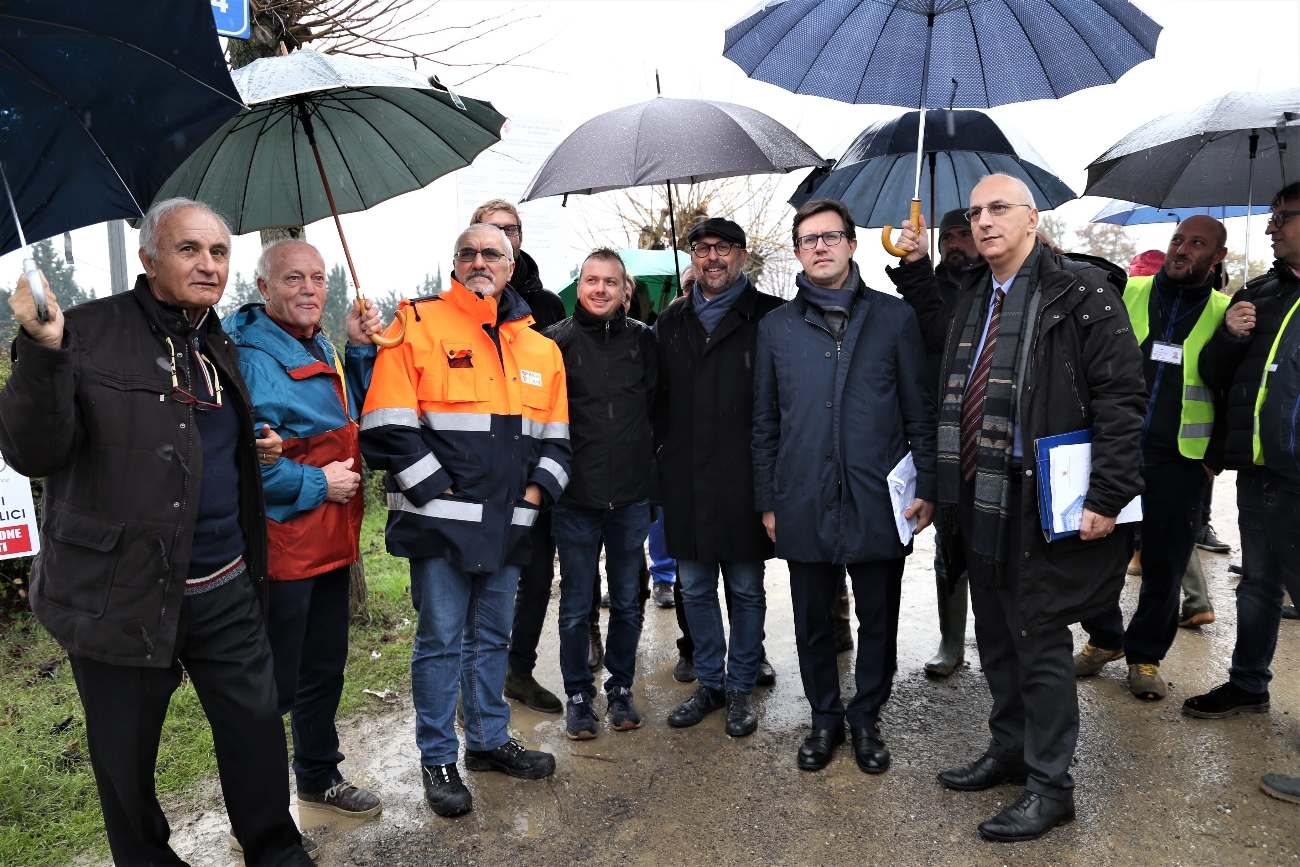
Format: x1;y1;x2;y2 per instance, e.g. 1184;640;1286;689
559;248;692;316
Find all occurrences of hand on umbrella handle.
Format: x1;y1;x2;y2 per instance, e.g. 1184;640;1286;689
881;199;923;258
370;306;407;349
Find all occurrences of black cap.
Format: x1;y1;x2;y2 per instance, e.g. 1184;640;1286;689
938;208;968;237
686;217;746;248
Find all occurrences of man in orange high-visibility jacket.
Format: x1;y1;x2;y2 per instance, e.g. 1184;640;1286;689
360;223;570;819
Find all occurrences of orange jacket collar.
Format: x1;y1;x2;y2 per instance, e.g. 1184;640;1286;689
439;279;534;337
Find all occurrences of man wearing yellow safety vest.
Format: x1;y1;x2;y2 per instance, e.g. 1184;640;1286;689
359;223;571;818
1074;215;1230;700
1181;184;1300;743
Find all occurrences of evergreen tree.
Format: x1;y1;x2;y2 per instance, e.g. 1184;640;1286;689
320;264;353;348
217;272;260;318
0;239;90;343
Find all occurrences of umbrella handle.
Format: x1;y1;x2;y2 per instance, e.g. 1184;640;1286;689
368;304;407;349
881;199;923;258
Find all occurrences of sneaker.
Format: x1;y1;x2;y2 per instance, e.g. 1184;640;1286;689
1183;681;1270;718
1178;611;1216;628
606;686;643;731
1127;552;1142;576
229;832;319;860
421;763;472;817
755;655;776;687
673;655;697;683
653;580;675;608
1261;773;1300;804
464;738;556;779
565;693;599;740
1196;524;1231;553
725;690;758;737
1074;643;1124;677
666;684;726;728
1128;663;1166;700
504;670;563;714
297;780;382;819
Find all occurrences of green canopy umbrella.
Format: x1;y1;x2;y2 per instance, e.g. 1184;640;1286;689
559;249;692;316
150;48;506;345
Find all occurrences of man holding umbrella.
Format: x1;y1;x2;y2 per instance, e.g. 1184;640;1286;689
896;174;1145;841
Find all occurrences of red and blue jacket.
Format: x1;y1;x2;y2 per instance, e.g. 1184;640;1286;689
359;280;570;573
227;304;375;581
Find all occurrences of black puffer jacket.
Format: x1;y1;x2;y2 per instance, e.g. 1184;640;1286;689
1199;261;1300;470
546;306;657;509
511;249;566;330
0;278;268;666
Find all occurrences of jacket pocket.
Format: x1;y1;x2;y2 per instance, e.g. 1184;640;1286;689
39;506;125;618
437;341;485;402
521;383;551;410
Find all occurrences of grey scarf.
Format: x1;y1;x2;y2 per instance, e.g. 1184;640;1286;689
691;272;748;336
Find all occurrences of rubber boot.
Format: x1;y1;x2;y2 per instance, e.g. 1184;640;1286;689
925;574;967;676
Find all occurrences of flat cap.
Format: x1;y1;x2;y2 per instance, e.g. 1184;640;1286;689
938;208;969;237
686;217;746;248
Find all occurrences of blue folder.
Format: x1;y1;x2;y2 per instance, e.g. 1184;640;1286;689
1034;429;1091;542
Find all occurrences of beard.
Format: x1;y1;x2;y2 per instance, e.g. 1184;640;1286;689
942;249;972;272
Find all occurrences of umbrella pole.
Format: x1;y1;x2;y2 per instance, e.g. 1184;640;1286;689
665;182;683;293
0;164;48;323
1245;132;1259;283
882;16;934;257
928;151;937;263
297;102;404;348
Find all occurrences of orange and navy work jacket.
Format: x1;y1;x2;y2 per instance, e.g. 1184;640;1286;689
359;280;570;573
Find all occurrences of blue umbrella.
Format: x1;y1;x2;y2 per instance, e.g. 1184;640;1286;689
791;109;1076;233
724;0;1161;254
1090;200;1253;226
0;0;242;318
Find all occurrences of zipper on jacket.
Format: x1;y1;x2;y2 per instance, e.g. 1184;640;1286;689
1062;360;1086;419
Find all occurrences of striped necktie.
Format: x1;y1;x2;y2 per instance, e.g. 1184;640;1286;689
960;287;1006;482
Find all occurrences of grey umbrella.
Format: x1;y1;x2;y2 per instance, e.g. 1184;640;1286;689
519;93;825;284
1085;89;1300;276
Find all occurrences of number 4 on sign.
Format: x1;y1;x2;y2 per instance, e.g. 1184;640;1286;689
211;0;229;13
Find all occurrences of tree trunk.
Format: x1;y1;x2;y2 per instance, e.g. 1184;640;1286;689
349;559;369;622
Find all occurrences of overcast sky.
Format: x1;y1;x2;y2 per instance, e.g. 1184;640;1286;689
8;0;1300;302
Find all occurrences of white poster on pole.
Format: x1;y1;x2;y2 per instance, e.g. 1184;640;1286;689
457;116;570;293
0;456;38;560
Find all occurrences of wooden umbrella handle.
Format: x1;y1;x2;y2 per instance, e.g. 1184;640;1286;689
881;199;923;258
368;305;406;349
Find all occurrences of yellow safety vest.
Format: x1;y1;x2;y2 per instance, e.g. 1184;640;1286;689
1253;294;1300;464
1124;276;1230;459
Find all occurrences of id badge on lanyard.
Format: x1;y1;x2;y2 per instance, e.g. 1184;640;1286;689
1151;341;1183;365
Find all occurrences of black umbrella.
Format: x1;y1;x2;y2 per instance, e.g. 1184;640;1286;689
0;0;242;319
520;88;826;286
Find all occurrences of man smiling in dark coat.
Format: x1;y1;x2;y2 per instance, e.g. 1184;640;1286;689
754;198;936;775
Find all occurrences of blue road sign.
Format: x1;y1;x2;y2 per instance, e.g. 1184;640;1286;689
211;0;250;39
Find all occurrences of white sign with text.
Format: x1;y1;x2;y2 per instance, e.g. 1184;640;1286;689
0;457;38;560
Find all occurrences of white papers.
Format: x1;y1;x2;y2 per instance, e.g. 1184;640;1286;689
888;452;919;545
1048;443;1141;535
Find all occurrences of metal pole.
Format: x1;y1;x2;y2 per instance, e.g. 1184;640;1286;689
665;182;683;294
0;163;46;321
107;220;129;294
928;151;937;263
1245;132;1258;283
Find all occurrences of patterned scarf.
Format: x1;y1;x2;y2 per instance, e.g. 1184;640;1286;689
936;245;1041;585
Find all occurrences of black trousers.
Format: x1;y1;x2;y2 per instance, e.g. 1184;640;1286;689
963;478;1076;800
69;572;311;867
507;511;556;677
267;565;350;794
1081;460;1208;664
789;559;903;730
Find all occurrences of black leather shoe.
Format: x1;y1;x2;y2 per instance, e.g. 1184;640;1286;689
587;627;604;672
755;656;776;687
797;725;845;771
667;684;726;727
937;754;1029;791
422;763;472;817
673;655;697;683
978;789;1075;842
463;738;555;779
850;726;890;774
725;690;758;737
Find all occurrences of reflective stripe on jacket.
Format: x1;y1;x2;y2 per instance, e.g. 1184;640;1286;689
359;280;570;572
227;304;375;581
1124;275;1229;459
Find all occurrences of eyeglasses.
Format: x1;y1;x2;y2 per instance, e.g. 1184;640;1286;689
690;240;738;257
454;247;507;264
964;202;1033;222
1267;209;1300;229
164;337;222;411
794;230;849;251
490;224;521;237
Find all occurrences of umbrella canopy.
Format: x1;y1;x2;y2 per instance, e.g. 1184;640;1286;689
1084;89;1300;208
518;97;826;200
1090;199;1253;226
0;0;242;255
556;249;691;316
151;48;506;233
791;109;1076;228
723;0;1162;110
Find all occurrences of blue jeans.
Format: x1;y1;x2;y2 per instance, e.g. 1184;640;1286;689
648;515;675;585
1229;469;1300;694
409;557;519;767
553;501;652;697
677;560;766;693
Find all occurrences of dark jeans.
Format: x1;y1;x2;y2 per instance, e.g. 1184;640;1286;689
963;478;1076;800
266;566;350;794
1082;460;1208;665
789;559;903;730
675;566;774;660
508;511;556;678
69;573;310;867
590;541;651;633
554;501;651;696
1229;468;1300;693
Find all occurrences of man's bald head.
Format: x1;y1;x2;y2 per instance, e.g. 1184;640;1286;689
257;239;322;282
255;239;329;331
968;173;1040;281
1163;215;1228;286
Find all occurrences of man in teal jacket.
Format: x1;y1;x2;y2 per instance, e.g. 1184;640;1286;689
227;239;383;822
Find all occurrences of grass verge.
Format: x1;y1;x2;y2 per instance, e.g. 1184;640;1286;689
0;502;412;867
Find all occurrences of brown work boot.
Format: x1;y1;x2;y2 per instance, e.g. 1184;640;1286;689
1178;611;1216;628
1127;552;1142;576
1128;663;1167;700
1074;643;1123;677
